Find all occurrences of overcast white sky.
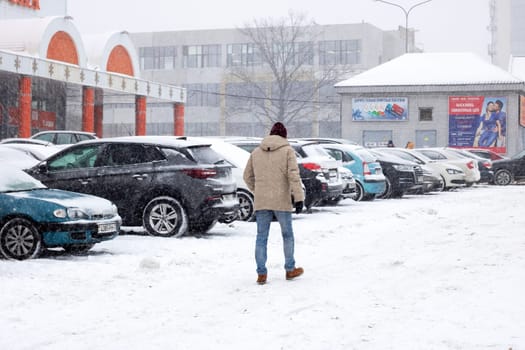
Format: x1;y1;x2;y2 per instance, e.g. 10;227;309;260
67;0;490;59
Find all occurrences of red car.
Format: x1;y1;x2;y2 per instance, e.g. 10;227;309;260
462;148;507;161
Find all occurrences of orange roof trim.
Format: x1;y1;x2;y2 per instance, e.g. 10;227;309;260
106;45;134;76
46;31;79;65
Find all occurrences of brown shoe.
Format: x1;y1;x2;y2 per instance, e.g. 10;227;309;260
257;274;267;285
285;267;304;280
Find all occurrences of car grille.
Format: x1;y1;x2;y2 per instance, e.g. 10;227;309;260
413;166;424;184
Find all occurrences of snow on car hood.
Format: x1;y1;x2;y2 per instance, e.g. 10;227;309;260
8;189;117;216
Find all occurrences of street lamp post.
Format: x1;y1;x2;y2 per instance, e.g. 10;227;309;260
375;0;432;53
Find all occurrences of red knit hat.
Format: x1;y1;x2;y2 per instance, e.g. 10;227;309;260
270;122;287;138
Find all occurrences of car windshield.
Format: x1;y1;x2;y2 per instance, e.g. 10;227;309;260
354;148;377;162
0;169;46;193
301;144;332;158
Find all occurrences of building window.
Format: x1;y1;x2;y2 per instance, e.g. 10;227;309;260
184;83;220;107
139;46;177;70
419;108;433;121
227;43;261;67
183;45;222;68
319;40;361;65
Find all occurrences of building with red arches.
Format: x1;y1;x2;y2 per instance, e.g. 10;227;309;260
0;0;185;139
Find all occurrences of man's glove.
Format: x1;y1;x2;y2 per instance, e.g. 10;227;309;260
295;201;304;214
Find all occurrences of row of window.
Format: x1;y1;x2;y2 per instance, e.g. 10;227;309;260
183;82;340;107
138;40;361;70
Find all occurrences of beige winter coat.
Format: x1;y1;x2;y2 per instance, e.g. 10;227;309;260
243;135;305;212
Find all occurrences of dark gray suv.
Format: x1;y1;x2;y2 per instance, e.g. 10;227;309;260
26;136;239;237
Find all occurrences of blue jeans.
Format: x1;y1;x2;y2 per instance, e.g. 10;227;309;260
255;210;296;275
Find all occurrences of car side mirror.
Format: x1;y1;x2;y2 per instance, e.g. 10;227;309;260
37;162;48;174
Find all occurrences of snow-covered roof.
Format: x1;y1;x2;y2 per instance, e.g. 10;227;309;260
335;52;523;87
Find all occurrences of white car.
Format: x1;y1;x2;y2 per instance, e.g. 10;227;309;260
376;147;466;191
413;148;481;187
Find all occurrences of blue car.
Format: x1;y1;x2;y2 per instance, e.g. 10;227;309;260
0;169;121;260
321;144;386;201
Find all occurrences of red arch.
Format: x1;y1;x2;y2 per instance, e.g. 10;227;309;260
106;45;134;76
46;31;79;65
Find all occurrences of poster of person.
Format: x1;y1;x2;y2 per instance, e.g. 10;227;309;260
352;97;408;121
448;96;507;154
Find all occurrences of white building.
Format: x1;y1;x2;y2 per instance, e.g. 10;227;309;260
489;0;525;69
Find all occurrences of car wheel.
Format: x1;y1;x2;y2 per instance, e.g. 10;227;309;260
439;175;447;192
376;176;393;199
143;196;188;237
63;244;94;255
353;182;364;201
189;218;218;235
494;169;513;186
0;218;42;260
237;191;255;222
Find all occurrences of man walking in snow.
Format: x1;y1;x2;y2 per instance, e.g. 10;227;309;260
243;122;305;285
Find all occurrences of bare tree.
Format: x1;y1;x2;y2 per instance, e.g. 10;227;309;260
226;11;342;130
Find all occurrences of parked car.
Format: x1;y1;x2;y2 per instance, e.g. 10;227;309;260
0;168;121;260
30;130;98;145
288;139;344;210
490;149;525;185
376;147;466;191
461;148;507;161
1;143;62;162
0;145;53;169
368;149;424;198
413;148;481;187
337;166;357;202
26;136;239;237
375;147;443;193
180;137;255;222
320;143;386;201
445;147;494;184
0;138;53;146
225;137;334;211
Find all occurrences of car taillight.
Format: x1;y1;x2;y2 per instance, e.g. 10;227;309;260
467;161;475;169
302;162;322;171
483;161;492;169
182;168;217;179
363;161;371;175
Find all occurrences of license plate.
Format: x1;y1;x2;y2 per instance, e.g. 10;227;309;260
222;194;235;201
98;223;117;233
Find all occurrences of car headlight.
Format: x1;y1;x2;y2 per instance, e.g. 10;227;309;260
446;168;464;174
67;207;88;220
53;209;67;218
111;204;118;215
393;165;414;172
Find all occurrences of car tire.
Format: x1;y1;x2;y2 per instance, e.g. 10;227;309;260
0;218;42;260
439;175;447;192
353;182;364;201
494;169;513;186
376;176;393;199
63;244;94;255
237;190;255;222
143;196;188;237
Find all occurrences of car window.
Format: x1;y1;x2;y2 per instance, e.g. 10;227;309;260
186;146;223;164
48;144;102;170
417;150;446;160
77;134;93;142
354;148;376;162
33;133;54;143
56;133;75;145
105;144;165;166
325;149;343;161
161;147;194;165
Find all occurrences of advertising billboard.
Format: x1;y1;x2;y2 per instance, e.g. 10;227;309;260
352;97;408;121
448;96;507;154
520;95;525;127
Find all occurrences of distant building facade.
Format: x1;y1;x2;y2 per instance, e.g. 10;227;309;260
131;23;412;137
489;0;525;68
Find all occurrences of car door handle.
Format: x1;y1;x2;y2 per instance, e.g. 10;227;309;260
78;179;92;185
132;174;148;181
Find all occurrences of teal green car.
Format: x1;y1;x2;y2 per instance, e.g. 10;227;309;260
0;169;121;260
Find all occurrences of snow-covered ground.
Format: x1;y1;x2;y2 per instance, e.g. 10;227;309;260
1;184;524;350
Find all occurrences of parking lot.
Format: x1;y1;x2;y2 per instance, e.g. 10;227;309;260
1;184;524;350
